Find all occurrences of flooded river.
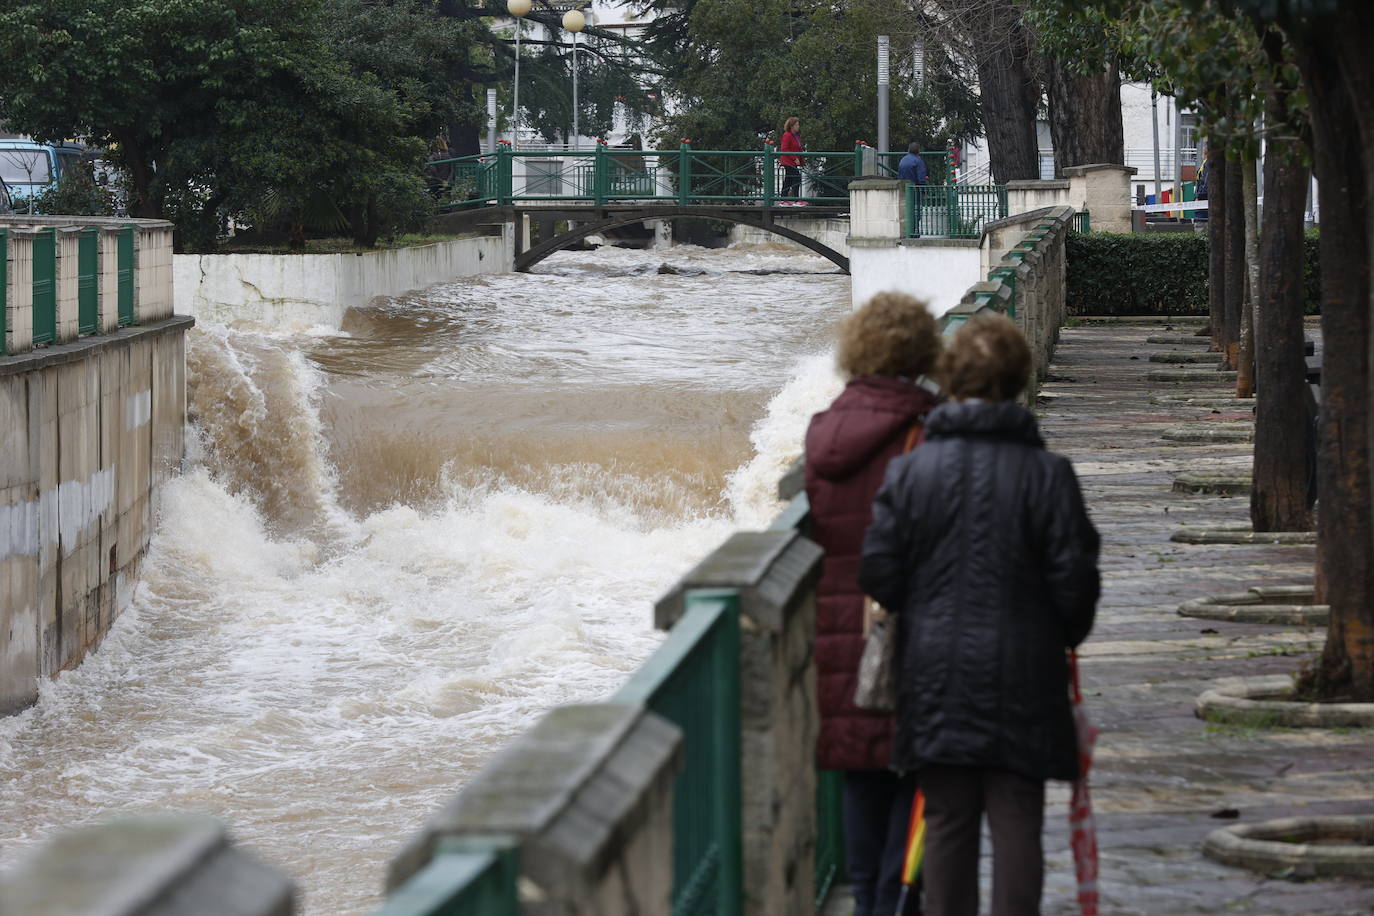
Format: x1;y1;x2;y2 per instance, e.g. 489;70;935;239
0;244;850;913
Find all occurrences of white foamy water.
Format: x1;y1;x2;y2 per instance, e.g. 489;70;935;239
0;244;849;913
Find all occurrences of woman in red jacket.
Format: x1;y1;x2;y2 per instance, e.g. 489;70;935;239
780;116;805;204
805;292;942;916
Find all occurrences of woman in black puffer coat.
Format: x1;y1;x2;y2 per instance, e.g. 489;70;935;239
859;315;1099;916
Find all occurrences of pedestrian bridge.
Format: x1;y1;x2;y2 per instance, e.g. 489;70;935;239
429;145;1010;273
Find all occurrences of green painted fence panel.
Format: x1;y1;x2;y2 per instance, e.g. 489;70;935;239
615;589;743;916
373;845;519;916
814;769;848;906
0;230;7;355
78;228;98;335
117;227;134;326
31;228;56;345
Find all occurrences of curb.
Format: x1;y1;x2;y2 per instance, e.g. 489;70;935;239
1177;587;1327;625
1196;675;1374;728
1204;815;1374;878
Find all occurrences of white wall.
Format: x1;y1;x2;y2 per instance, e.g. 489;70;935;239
174;233;513;328
728;219;850;257
849;241;982;318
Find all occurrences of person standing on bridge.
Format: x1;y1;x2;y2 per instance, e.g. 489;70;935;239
898;142;928;236
859;315;1099;916
780;116;806;205
805;292;942;916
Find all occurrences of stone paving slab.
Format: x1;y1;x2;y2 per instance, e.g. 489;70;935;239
826;324;1371;916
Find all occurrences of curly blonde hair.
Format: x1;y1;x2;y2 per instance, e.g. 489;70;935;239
836;292;941;379
938;314;1031;400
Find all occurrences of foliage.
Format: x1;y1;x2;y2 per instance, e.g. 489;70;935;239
0;0;476;250
1066;229;1321;315
641;0;981;153
25;165;116;217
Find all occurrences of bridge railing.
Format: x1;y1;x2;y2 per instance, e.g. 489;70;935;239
429;142;881;210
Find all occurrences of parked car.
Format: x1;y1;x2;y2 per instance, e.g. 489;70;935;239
0;140;85;205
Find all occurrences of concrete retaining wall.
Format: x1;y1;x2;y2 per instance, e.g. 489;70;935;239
1;317;192;715
174;232;514;327
728;217;850;257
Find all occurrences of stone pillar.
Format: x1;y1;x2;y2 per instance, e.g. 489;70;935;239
0;814;295;915
388;704;682;916
847;178;906;241
655;529;824;916
7;229;35;354
1064;164;1137;234
135;224;175;322
56;227;81;343
99;227;122;333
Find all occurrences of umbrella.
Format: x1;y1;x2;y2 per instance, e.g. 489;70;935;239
894;788;926;914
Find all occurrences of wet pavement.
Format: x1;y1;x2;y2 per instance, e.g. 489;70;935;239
826;320;1374;916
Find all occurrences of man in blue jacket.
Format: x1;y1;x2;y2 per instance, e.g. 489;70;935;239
898;142;928;236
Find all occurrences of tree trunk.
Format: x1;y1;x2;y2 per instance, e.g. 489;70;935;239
1207;146;1227;352
1236;150;1260;397
973;0;1040;183
1046;59;1125;177
1222;150;1246;368
1292;34;1374;702
1251;143;1313;531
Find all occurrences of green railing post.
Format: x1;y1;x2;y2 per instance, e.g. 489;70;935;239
31;228;56;345
117;227;135;326
698;588;743;916
594;141;608;205
0;230;7;354
78;228;98;335
678;141;691;205
854;142;865;178
764;143;776;207
497;144;513;206
947;186;959;239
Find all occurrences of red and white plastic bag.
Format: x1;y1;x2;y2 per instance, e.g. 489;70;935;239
1068;651;1100;916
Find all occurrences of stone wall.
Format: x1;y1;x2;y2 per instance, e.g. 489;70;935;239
174;232;513;328
951;205;1074;398
0;318;191;715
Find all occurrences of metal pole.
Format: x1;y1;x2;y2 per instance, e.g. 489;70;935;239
572;31;579;151
487;88;498;154
877;35;890;154
1174;96;1183;217
1151;89;1162;206
513;19;521;150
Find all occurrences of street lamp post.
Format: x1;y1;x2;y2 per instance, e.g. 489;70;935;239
507;0;531;151
563;8;585;150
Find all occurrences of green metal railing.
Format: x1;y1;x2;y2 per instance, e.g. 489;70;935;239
430;143;875;210
375;844;519;916
78;228;98;335
615;589;743;916
1071;210;1091;233
904;183;1008;239
31;227;56;345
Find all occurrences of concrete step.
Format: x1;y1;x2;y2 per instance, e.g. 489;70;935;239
1161;423;1254;443
1148;368;1239;383
1172;472;1253;495
1149;351;1226;365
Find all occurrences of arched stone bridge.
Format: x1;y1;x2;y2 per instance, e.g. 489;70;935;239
436;204;850;274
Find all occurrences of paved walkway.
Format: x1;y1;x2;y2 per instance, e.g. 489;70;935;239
826;321;1373;915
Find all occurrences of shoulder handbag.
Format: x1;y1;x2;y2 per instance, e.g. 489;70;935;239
852;422;923;713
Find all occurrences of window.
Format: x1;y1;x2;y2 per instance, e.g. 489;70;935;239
0;149;51;185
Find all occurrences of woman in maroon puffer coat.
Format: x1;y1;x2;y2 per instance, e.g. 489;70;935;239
805;292;941;916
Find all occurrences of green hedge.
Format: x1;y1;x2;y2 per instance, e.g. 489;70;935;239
1065;229;1322;316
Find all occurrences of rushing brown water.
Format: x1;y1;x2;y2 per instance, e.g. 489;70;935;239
0;243;849;913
